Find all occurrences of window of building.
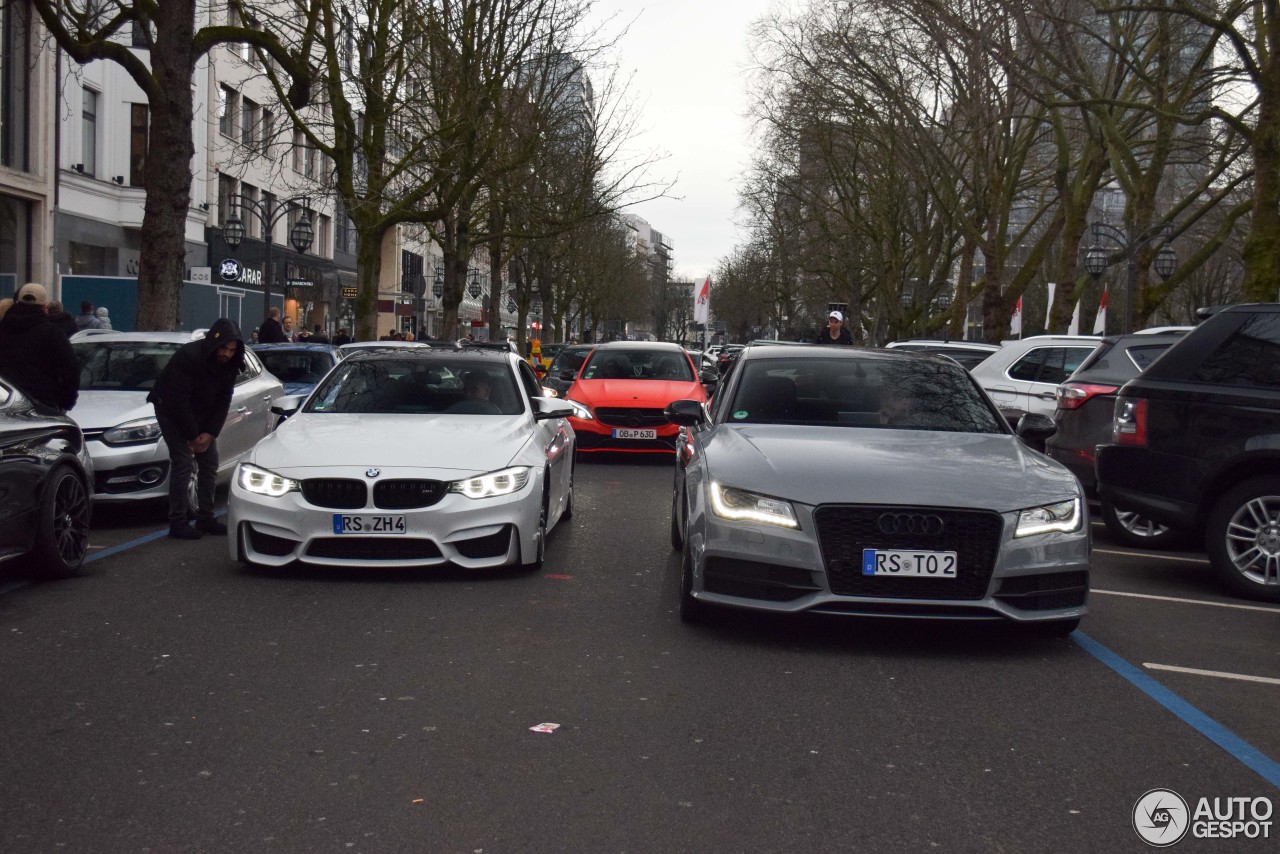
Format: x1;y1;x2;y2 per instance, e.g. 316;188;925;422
80;87;98;176
260;108;273;155
0;193;32;284
131;19;154;48
304;142;315;178
240;182;260;238
292;129;303;172
334;197;352;255
1;0;31;171
316;214;330;257
240;97;258;149
219;85;237;137
128;104;148;186
217;173;237;228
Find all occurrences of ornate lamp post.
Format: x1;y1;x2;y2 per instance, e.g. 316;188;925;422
222;194;313;320
1084;221;1178;334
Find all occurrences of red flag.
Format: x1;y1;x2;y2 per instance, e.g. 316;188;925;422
1092;287;1108;335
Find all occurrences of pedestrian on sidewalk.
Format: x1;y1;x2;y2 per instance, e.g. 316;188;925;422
258;307;286;343
0;283;79;413
146;318;246;540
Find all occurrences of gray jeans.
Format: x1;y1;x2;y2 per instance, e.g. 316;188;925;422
156;413;219;525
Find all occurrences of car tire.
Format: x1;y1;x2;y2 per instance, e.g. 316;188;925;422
31;464;92;579
1025;617;1080;638
521;478;549;572
679;537;708;624
1100;496;1183;549
1205;477;1280;602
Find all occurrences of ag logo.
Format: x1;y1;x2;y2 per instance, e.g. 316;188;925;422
1133;788;1190;846
218;258;242;282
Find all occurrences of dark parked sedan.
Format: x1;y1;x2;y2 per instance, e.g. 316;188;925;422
665;346;1089;635
1045;331;1185;547
0;378;93;578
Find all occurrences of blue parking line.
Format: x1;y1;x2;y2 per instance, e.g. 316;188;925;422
1073;631;1280;788
85;508;229;565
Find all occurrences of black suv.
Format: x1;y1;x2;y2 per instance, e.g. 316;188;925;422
1095;304;1280;600
1046;331;1186;547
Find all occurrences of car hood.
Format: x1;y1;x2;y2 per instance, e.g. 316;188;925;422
249;413;529;476
572;379;705;406
702;425;1079;511
69;391;153;430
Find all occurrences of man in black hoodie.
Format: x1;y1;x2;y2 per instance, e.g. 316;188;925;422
0;283;79;413
147;319;246;540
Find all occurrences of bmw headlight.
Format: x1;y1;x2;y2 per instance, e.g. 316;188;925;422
449;466;531;499
237;463;301;498
1015;498;1082;537
709;482;799;529
563;398;593;420
102;417;162;445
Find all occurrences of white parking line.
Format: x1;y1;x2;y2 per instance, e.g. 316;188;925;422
1093;547;1209;564
1143;663;1280;686
1092;588;1280;613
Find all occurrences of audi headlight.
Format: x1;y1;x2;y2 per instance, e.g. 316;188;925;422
1015;498;1082;537
563;398;594;420
237;463;301;498
102;417;162;445
449;466;531;499
709;482;799;529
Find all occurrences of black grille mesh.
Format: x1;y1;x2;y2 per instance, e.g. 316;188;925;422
814;505;1003;600
301;479;367;509
594;408;669;427
373;479;447;509
306;538;442;560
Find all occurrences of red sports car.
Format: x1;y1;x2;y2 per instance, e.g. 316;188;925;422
565;342;710;454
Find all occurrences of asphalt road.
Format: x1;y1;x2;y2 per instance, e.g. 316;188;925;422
1;459;1277;853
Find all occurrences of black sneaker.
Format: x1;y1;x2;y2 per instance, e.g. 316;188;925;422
194;518;228;535
169;523;202;540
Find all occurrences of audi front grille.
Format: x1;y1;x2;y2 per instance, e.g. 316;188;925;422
814;505;1004;600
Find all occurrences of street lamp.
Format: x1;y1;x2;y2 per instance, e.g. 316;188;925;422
433;262;444;300
1084;221;1178;334
222;194;313;321
467;268;482;300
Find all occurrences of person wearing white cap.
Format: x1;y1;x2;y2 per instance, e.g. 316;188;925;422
0;283;80;412
815;309;853;345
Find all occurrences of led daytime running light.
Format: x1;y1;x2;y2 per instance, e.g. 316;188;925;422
237;463;301;497
449;466;531;499
709;482;799;529
1015;498;1082;537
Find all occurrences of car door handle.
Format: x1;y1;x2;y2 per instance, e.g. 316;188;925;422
262;395;273;401
1037;392;1057;400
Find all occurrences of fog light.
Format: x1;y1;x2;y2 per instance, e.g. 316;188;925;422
137;467;164;485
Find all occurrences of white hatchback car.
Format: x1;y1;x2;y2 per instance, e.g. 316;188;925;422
228;347;577;570
71;332;284;504
968;335;1101;418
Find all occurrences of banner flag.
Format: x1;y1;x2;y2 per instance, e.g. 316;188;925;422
1045;282;1056;329
1068;300;1081;336
1009;296;1023;338
1093;287;1108;335
694;276;710;325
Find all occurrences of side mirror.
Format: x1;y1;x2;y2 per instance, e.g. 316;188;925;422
269;394;304;418
558;369;576;381
665;398;707;426
699;368;719;385
1016;412;1057;452
533;397;574;421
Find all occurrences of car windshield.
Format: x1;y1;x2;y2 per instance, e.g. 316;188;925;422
305;358;524;415
74;342;181;391
581;349;694;381
549;348;590;375
727;357;1005;432
256;350;335;385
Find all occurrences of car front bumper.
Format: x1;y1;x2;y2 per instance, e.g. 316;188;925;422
687;501;1091;624
85;437;171;501
228;467;544;569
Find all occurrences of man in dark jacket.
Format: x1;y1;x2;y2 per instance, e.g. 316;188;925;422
257;307;287;343
0;283;79;412
147;318;245;540
815;310;854;345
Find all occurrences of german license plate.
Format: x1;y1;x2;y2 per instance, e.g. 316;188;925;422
332;514;407;535
862;549;957;577
612;428;657;440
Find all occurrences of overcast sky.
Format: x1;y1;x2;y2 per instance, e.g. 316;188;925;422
590;0;778;282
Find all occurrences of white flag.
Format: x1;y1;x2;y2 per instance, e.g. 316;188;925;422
693;276;710;326
1092;287;1108;335
1067;300;1081;336
1009;296;1023;338
1045;282;1056;329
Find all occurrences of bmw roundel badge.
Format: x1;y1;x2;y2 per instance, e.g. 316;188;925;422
366;468;380;478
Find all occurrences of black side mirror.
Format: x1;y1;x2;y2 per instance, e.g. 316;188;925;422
558;369;576;381
1016;412;1057;452
699;369;719;385
665;398;707;426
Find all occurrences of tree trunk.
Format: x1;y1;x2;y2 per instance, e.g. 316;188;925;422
135;0;196;330
1243;65;1280;303
353;227;384;341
